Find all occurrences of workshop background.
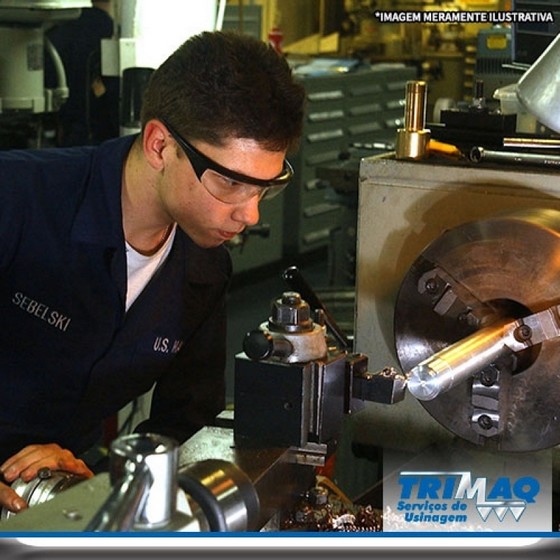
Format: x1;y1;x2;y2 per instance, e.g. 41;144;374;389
2;0;560;532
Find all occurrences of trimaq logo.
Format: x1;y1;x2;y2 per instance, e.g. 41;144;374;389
397;471;540;525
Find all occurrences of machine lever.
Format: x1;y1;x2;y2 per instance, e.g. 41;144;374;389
282;265;351;350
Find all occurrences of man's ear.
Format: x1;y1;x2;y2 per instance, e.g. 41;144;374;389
142;120;168;171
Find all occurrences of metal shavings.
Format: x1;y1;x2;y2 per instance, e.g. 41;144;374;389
280;481;382;532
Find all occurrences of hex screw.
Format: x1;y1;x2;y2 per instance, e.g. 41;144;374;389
513;324;532;342
37;467;52;479
281;292;302;305
480;365;499;387
424;278;439;294
477;414;494;430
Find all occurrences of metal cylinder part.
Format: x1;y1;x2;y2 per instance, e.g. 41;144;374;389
503;137;560;149
86;433;179;531
177;459;260;532
395;81;431;160
406;323;514;401
0;468;87;521
404;80;428;131
108;433;178;530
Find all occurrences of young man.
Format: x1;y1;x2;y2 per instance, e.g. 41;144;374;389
0;30;305;514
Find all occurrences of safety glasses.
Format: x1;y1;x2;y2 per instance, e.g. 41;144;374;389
161;119;293;204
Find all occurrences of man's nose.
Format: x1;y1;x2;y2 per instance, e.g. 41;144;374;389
233;195;260;226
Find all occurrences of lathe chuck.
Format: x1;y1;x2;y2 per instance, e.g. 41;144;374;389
394;208;560;451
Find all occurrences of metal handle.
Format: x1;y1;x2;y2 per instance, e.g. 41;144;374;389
282;266;351;349
85;433;178;531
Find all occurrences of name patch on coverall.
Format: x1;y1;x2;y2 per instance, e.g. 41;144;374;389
12;291;72;332
153;337;184;354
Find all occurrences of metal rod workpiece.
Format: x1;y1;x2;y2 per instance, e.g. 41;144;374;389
407;304;560;401
406;323;514;401
470;146;560;167
404;80;427;131
395;80;431;160
503;137;560;149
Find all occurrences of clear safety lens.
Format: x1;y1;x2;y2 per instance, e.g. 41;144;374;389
200;168;287;204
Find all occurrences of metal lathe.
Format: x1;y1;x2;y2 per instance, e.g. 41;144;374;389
2;156;560;533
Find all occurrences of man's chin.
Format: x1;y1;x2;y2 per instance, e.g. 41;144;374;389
192;236;225;249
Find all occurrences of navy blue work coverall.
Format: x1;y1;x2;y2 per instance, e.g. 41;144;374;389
0;135;231;464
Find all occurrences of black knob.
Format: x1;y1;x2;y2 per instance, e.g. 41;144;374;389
243;329;274;360
242;329;293;361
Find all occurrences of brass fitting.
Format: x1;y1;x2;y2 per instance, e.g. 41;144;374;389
395;81;431;160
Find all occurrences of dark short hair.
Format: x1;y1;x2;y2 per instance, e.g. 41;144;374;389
140;31;306;152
